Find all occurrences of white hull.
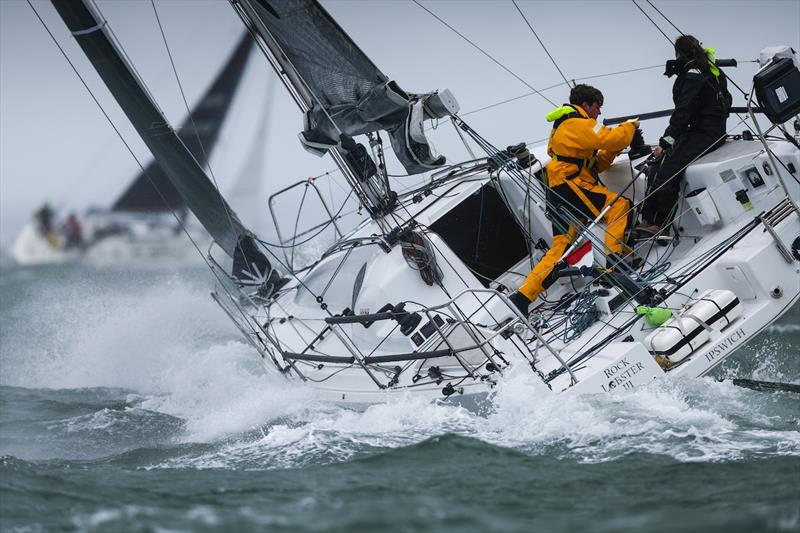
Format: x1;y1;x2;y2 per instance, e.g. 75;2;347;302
211;138;800;405
11;223;78;266
11;213;207;268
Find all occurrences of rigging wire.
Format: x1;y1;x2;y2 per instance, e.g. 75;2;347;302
86;0;161;115
646;0;685;37
631;0;673;43
631;0;751;98
460;82;566;118
27;0;275;356
458;63;663;119
149;0;243;252
510;0;573;88
24;0;242;298
411;0;556;107
581;63;665;82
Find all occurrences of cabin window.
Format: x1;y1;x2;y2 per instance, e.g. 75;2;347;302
430;183;529;287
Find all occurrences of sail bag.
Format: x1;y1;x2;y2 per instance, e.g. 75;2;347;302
235;0;459;174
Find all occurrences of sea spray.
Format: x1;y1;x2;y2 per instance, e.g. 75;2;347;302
1;271;229;390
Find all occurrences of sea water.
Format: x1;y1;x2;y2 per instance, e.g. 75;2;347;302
1;260;798;532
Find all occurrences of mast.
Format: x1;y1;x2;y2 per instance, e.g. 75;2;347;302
49;0;271;280
111;32;254;213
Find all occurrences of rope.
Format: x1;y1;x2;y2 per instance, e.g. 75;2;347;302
411;0;556;106
511;0;573;88
562;291;600;342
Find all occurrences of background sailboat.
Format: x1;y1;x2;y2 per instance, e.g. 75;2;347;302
10;32;255;267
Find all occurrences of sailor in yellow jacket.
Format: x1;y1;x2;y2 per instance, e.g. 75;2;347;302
509;84;637;314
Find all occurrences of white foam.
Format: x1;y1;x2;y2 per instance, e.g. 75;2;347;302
156;369;800;470
4;272;798;466
185;506;220;527
71;506;156;530
1;276;317;441
138;341;318;442
767;323;800;334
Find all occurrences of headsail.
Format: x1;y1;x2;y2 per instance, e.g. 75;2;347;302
230;0;459;216
111;32;254;212
50;0;272;281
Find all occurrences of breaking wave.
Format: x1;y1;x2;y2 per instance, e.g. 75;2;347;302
2;267;798;470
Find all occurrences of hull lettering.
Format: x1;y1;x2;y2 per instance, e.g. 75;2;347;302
602;357;646;393
704;328;746;363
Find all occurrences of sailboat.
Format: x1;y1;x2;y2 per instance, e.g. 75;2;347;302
46;0;799;404
11;32;255;267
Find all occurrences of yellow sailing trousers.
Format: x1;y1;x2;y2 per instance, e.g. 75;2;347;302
518;181;630;302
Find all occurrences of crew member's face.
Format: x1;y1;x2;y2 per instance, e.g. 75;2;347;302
582;101;602;119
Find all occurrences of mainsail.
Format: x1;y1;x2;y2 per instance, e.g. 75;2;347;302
49;0;272;280
111;32;253;212
230;0;459;216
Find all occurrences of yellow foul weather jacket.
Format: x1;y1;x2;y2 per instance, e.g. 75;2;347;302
517;105;636;302
545;104;635;189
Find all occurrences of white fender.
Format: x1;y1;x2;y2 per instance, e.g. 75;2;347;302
644;289;742;364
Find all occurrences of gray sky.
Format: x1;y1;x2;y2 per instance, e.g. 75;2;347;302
1;0;798;245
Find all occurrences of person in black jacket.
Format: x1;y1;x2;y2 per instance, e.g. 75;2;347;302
639;35;732;233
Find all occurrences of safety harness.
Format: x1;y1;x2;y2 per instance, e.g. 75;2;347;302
546;105;599;182
545;105;604;219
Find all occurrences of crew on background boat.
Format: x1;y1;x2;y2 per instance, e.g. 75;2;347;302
509;84;638;314
638;35;732;233
33;202;58;248
63;213;84;250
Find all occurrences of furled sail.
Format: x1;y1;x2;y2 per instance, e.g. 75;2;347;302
50;0;272;281
230;0;459;176
111;32;253;212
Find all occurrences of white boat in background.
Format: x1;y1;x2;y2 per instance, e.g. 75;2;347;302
44;0;800;404
11;32;256;268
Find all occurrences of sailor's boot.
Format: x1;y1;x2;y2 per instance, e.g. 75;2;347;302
509;291;532;317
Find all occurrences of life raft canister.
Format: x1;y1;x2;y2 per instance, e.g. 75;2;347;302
644;289;743;368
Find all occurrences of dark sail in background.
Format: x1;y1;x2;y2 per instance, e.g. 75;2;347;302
50;0;271;280
111;32;254;212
